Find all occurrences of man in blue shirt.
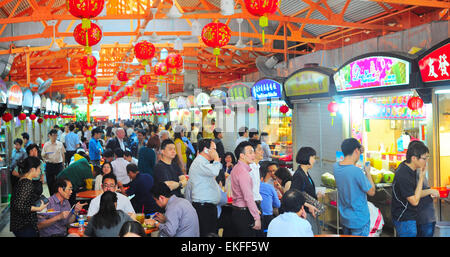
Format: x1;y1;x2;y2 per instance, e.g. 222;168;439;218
267;189;313;237
21;132;33;148
188;139;222;237
64;124;80;166
118;163;160;214
333;138;375;236
259;163;280;236
89;128;103;167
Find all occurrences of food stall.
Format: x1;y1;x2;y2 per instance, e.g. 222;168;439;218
169;96;191;129
153;101;168;124
209;89;227;137
45;97;53;129
417;38;450;222
332;52;427;232
227;82;256;146
32;92;41;145
251;78;291;160
21;88;34;141
6;82;23;148
0;79;9;204
195;92;214;138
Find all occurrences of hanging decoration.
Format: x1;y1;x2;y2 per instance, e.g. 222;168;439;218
139;74;152;90
2;112;13;123
124;86;134;96
279;105;289;114
134;41;155;67
66;0;105;29
117;71;128;85
111;84;120;92
79;55;97;75
224;108;231;115
327;101;339;126
154;62;169;80
29;114;37;129
73;22;102;54
18;113;27;130
201;21;231;67
37;117;43;124
248;107;256;114
407;95;424;127
165;53;183;81
243;0;280;45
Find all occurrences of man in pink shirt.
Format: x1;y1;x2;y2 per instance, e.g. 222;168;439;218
231;141;261;236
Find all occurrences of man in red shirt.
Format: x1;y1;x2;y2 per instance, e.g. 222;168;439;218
230;141;261;237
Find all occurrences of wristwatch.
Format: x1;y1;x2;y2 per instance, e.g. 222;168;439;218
179;181;183;188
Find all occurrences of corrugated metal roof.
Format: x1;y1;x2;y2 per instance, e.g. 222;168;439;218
2;0;31;18
279;0;310;16
342;1;389;22
177;0;201;8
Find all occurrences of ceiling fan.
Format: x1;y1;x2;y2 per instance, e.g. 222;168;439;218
66;57;73;77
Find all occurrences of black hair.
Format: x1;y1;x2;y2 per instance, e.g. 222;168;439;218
406;140;429;163
103;149;114;158
17;156;41;176
165;122;171;131
275;167;292;187
55;177;70;193
69;124;75;131
213;129;222;139
151;182;172;199
25;143;40;156
249;129;259;139
126;163;139;173
123;150;132;157
341;138;362;157
174;132;182;140
114;148;124;158
102;172;118;185
198;139;213;153
101;162;114;175
81;137;87;143
296;147;317;165
260;132;269;137
234;141;253;161
280;189;306;214
93;191;120;229
248;139;261;150
21;132;30;140
92;128;102;136
223;152;236;166
238;127;248;137
119;221;146;237
13;138;23;145
259;161;278;179
160;139;175;150
49;129;58;136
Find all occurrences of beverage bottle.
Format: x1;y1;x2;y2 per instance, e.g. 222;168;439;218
78;214;86;232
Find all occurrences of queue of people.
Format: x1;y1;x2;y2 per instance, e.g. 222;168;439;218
7;119;441;238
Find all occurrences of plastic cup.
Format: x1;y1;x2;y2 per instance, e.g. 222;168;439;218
136;213;145;224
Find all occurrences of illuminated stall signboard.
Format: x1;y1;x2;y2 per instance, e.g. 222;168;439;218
419;42;450;84
169;99;178;109
22;89;33;109
251;79;282;100
7;84;23;107
209;89;227;105
334;56;410;92
196;93;210;107
363;96;426;120
285;71;330;97
228;83;252;105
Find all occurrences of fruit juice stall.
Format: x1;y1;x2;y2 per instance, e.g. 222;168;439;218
251;78;292;163
195;92;214;139
418;38;450;222
330;52;431;232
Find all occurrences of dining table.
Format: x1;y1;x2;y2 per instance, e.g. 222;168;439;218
67;224;158;237
76;190;103;201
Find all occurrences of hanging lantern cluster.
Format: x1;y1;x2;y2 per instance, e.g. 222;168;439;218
201;21;231;67
407;96;424;115
165;53;183;81
154;62;169;80
134;41;156;68
243;0;280;45
79;54;98;105
139;74;152;90
68;0;104;54
327;101;339;126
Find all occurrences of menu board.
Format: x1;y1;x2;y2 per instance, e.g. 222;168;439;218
7;83;23;107
33;93;41;110
228;83;252;104
363;96;426;120
0;79;7;104
251;79;282;100
334;56;410;92
419;42;450;84
22;89;33;108
169;98;178;109
284;71;330;97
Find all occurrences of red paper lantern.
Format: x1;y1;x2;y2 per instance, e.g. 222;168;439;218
29;114;37;120
243;0;280;44
110;84;120;92
44;115;49;120
201;22;231;67
18;113;27;121
73;22;102;54
165;53;183;74
124;86;134;96
2;112;12;123
328;101;339;115
79;55;97;70
195;110;201;115
224;108;231;115
154;62;168;77
117;71;128;82
407;96;424;111
134;41;155;65
280;105;289;114
248;107;256;114
66;0;105;29
37;117;43;124
139;75;152;86
86;76;97;86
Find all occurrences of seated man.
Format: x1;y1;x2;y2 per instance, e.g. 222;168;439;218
37;178;87;237
267;189;313;237
56;155;95;206
124;150;138;166
145;182;199;237
118;163;160;214
112;148;131;187
87;173;135;219
102;149;114;163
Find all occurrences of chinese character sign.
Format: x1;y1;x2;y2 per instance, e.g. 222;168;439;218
251;79;282;100
334;56;410;92
419;43;450;83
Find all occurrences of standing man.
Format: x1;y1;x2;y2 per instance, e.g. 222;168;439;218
64;124;80;167
131;129;147;158
391;141;439;237
188;139;222;237
21;132;33;148
248;139;263;213
42;129;66;196
111;148;131;187
89;128;103;167
333;138;375;236
249;128;259;140
106;128;127;152
235;127;249;148
230;141;261;236
213;128;225;161
153;139;187;197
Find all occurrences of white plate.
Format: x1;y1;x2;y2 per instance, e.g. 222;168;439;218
37;210;60;215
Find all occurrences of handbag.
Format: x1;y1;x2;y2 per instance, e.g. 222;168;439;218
301;191;325;216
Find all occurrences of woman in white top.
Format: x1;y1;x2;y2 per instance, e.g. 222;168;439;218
95;162;114;191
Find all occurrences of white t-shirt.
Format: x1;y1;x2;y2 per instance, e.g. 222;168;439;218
87;192;135;217
111;158;131;184
249;162;263;201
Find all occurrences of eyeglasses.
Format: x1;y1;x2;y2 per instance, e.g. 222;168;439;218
420;156;430;161
64;187;73;191
103;184;116;188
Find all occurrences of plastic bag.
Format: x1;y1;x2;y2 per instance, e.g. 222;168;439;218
368;201;384;237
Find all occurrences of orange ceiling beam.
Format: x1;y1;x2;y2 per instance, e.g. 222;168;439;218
369;0;450;8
